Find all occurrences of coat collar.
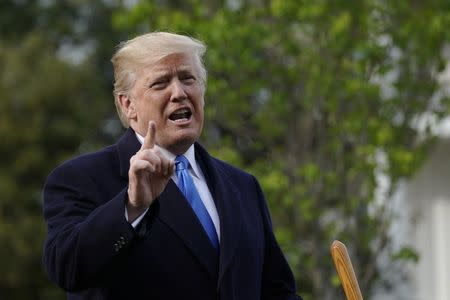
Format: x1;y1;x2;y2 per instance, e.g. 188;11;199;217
115;128;141;178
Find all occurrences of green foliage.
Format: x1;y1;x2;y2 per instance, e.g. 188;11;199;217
1;0;450;299
113;1;450;298
0;33;109;299
392;247;420;263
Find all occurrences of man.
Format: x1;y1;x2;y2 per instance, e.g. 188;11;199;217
43;32;301;300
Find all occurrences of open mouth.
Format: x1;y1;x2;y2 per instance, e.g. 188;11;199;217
169;108;192;122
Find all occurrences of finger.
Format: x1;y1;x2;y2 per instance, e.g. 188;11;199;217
134;150;160;174
142;121;156;150
129;159;154;174
139;150;162;173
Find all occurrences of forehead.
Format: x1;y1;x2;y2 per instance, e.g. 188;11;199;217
144;52;198;76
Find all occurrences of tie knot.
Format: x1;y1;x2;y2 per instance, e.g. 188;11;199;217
175;155;189;171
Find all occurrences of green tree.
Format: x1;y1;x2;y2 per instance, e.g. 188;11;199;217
0;1;125;298
0;32;109;299
113;1;450;299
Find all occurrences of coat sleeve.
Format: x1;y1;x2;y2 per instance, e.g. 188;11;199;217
43;162;137;292
252;176;303;300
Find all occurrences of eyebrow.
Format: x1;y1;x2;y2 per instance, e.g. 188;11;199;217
151;64;192;75
147;66;195;83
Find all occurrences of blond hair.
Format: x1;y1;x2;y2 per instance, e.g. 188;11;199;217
111;32;207;127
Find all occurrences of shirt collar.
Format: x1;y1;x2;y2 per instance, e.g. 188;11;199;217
135;132;201;179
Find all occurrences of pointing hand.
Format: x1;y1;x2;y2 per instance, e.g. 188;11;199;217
126;121;175;222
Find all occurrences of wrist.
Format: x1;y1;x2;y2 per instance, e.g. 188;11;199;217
126;202;148;223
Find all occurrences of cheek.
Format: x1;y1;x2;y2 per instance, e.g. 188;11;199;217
196;101;204;117
140;101;163;118
196;92;205;108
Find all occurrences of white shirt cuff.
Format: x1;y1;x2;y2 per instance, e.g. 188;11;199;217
125;207;149;228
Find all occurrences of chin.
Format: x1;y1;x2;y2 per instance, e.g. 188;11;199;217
164;133;199;154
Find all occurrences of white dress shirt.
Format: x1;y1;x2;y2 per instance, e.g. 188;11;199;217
125;133;221;241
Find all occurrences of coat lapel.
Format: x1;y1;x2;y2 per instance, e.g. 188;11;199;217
195;143;243;286
157;179;219;278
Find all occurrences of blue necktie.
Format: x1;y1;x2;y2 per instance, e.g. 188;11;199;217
175;155;219;249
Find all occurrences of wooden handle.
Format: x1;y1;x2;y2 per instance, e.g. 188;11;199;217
330;240;363;300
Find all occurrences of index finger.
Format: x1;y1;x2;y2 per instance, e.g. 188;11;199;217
142;121;156;150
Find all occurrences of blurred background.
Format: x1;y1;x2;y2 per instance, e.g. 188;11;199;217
1;0;450;299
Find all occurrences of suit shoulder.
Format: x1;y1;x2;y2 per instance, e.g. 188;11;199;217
48;145;118;179
210;156;255;182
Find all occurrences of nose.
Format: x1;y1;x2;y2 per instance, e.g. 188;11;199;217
169;79;188;102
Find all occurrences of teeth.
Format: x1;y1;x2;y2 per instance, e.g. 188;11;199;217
169;108;192;121
174;118;188;122
174;108;189;114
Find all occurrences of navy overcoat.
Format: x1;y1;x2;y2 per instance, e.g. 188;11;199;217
43;128;301;300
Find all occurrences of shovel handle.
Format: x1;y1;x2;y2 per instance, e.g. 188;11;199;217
330;240;363;300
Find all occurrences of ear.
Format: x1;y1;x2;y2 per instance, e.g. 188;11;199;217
118;94;137;120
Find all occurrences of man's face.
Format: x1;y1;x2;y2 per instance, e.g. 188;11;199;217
126;53;205;154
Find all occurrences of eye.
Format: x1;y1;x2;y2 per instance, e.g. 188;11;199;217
180;75;196;84
149;79;169;89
